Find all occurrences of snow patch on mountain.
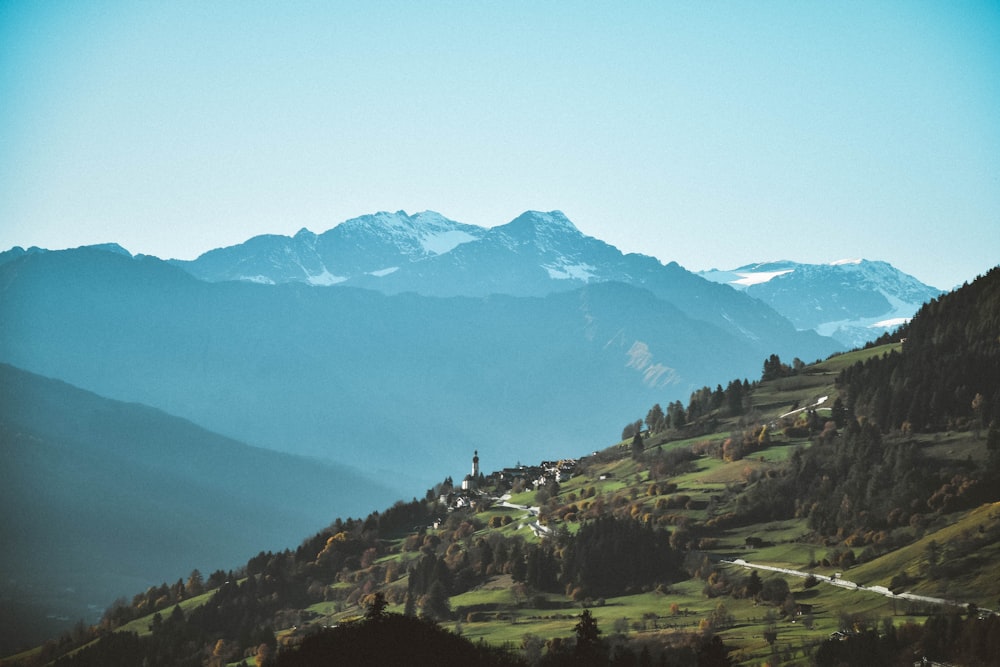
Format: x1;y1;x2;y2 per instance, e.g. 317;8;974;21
873;317;909;329
814;290;919;339
703;259;869;289
543;260;597;281
242;275;276;285
368;267;399;277
306;269;348;286
699;259;942;346
336;210;483;259
699;263;794;290
420;229;478;255
732;269;793;287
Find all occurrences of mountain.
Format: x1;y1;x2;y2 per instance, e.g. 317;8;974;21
0;362;393;654
171;210;603;292
170;210;841;357
172;210;486;286
699;259;943;347
17;264;1000;665
162;208;638;295
0;247;838;492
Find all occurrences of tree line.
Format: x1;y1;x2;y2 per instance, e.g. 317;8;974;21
624;378;752;441
837;265;1000;434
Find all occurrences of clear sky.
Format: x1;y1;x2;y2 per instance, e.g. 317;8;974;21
1;2;998;290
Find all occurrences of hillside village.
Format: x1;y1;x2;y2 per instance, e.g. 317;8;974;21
440;450;580;513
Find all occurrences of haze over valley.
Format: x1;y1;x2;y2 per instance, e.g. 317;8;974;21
0;209;965;655
2;3;997;664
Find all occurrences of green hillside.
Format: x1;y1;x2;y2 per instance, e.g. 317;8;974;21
5;269;999;667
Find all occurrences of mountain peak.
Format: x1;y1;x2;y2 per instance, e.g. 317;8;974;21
83;242;132;257
509;210;579;233
340;210;455;232
330;210;482;257
697;259;943;347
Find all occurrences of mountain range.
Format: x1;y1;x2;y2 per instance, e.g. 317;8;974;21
699;259;943;348
164;210;939;347
3;211;941;353
0;210;945;653
1;210;949;487
9;264;998;666
0;246;816;481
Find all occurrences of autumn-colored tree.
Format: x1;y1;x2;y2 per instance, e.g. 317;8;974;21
185;569;204;597
255;643;272;667
364;591;388;621
208;639;235;667
710;601;734;630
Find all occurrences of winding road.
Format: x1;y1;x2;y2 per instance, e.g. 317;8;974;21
496;495;551;537
722;558;990;613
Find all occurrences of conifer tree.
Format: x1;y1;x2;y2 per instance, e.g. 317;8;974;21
631;431;645;460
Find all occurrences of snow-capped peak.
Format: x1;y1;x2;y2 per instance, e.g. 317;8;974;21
512;210;579;232
334;210;483;256
409;211;481;254
731;269;794;286
698;258;943;348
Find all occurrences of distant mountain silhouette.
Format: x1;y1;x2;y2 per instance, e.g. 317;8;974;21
0;362;391;652
0;246;838;494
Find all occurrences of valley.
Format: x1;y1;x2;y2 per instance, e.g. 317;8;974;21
6;304;999;666
1;221;995;666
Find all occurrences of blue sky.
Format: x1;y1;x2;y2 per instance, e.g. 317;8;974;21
1;2;997;290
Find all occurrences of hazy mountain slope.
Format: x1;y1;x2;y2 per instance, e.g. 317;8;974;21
13;272;1000;665
170;211;841;363
700;260;943;347
21;335;1000;667
0;362;392;652
0;248;795;492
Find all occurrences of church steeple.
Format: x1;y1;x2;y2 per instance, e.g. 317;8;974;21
472;450;480;477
